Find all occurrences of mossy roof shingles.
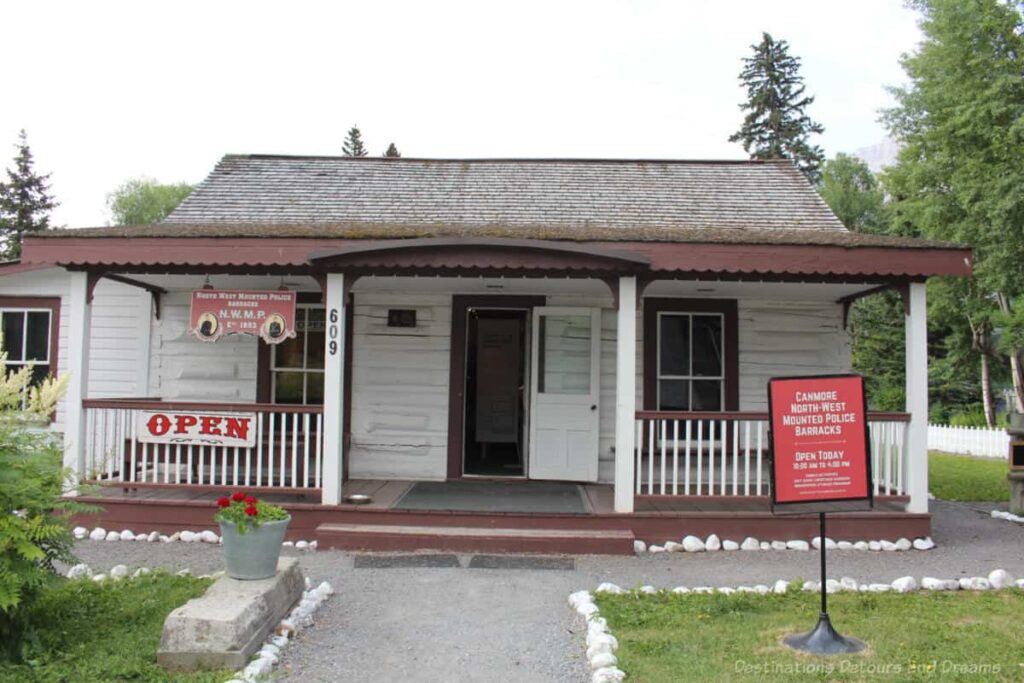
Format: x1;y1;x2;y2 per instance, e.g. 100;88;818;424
162;155;846;232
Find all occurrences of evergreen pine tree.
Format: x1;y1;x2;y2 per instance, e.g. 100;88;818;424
729;33;825;183
342;125;368;157
384;143;401;158
0;130;57;259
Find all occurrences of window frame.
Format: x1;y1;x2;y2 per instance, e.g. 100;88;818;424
642;298;738;412
0;297;61;417
255;292;350;431
268;303;326;405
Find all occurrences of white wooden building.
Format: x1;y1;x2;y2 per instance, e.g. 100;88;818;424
0;156;971;549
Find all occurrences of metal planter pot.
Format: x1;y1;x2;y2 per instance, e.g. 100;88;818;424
218;517;290;580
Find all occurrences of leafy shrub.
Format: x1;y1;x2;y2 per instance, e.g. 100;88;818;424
0;355;84;658
948;408;991;427
947;408;1010;428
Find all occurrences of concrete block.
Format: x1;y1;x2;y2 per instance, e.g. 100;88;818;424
158;557;304;672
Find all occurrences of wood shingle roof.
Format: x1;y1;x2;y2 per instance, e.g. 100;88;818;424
162;155;847;233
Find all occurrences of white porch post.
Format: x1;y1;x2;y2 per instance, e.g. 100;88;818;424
614;276;637;513
63;271;92;492
321;273;347;505
905;282;928;513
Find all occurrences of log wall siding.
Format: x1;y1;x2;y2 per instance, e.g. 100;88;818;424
736;299;852;409
348;292;452;480
148;290;259;402
0;269;854;484
0;268;151;428
142;289;851;484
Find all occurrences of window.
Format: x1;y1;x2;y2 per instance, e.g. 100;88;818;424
656;312;723;411
270;306;325;405
537;314;592;395
0;298;60;398
643;298;737;412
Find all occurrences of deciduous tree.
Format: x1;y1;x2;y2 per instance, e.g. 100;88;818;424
106;177;194;225
819;154;886;233
881;0;1024;414
819;154;905;409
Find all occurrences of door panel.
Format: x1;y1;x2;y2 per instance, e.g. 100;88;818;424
529;307;601;482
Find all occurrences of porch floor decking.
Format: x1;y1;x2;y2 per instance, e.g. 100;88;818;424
84;479;909;515
393;481;588;513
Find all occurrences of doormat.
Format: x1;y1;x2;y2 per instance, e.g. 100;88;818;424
353;554;461;569
468;555;575;571
393;481;587;513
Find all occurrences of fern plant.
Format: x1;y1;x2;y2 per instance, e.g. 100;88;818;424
0;351;85;658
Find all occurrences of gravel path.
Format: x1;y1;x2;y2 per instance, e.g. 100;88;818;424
68;499;1024;682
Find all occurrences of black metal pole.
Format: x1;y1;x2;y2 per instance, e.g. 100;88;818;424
783;508;864;654
819;511;827;615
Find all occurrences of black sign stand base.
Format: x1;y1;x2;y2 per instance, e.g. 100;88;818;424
783;513;866;656
784;613;864;655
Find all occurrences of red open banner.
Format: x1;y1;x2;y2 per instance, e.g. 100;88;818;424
768;374;871;508
189;290;297;345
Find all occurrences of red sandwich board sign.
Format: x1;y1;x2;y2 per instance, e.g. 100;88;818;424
768;374;873;513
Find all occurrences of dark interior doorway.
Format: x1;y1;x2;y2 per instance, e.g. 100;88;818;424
463;308;527;476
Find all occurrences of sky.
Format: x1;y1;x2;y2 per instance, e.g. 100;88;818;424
0;1;922;228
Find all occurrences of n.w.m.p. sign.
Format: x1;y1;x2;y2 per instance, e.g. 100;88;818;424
768;374;872;513
136;410;257;448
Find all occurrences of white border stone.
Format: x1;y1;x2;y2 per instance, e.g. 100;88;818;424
569;589;626;683
633;533;936;554
78;527;318;552
990;510;1024;524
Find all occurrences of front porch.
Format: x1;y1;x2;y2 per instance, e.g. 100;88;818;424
74;476;925;555
64;271;930;504
32;234;959;553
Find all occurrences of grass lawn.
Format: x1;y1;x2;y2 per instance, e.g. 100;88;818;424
0;573;232;683
929;451;1009;501
596;590;1024;682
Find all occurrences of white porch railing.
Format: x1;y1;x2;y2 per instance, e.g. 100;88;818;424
81;399;324;491
928;423;1009;459
634;411;911;497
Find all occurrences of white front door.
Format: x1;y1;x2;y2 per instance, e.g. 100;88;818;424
528;307;601;482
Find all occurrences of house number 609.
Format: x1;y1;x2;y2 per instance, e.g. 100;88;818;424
328;309;340;355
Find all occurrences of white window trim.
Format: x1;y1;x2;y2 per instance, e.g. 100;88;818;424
0;307;53;366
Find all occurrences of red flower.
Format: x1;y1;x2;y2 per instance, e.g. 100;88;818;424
216;496;230;508
231;491;246;502
244;505;258;517
244;495;257;505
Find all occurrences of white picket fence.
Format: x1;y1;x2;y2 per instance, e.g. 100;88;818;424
928;423;1008;459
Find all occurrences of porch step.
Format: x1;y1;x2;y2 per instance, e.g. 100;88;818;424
315;523;636;556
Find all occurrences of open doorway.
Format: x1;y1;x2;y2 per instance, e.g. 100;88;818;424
463;308;528;476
